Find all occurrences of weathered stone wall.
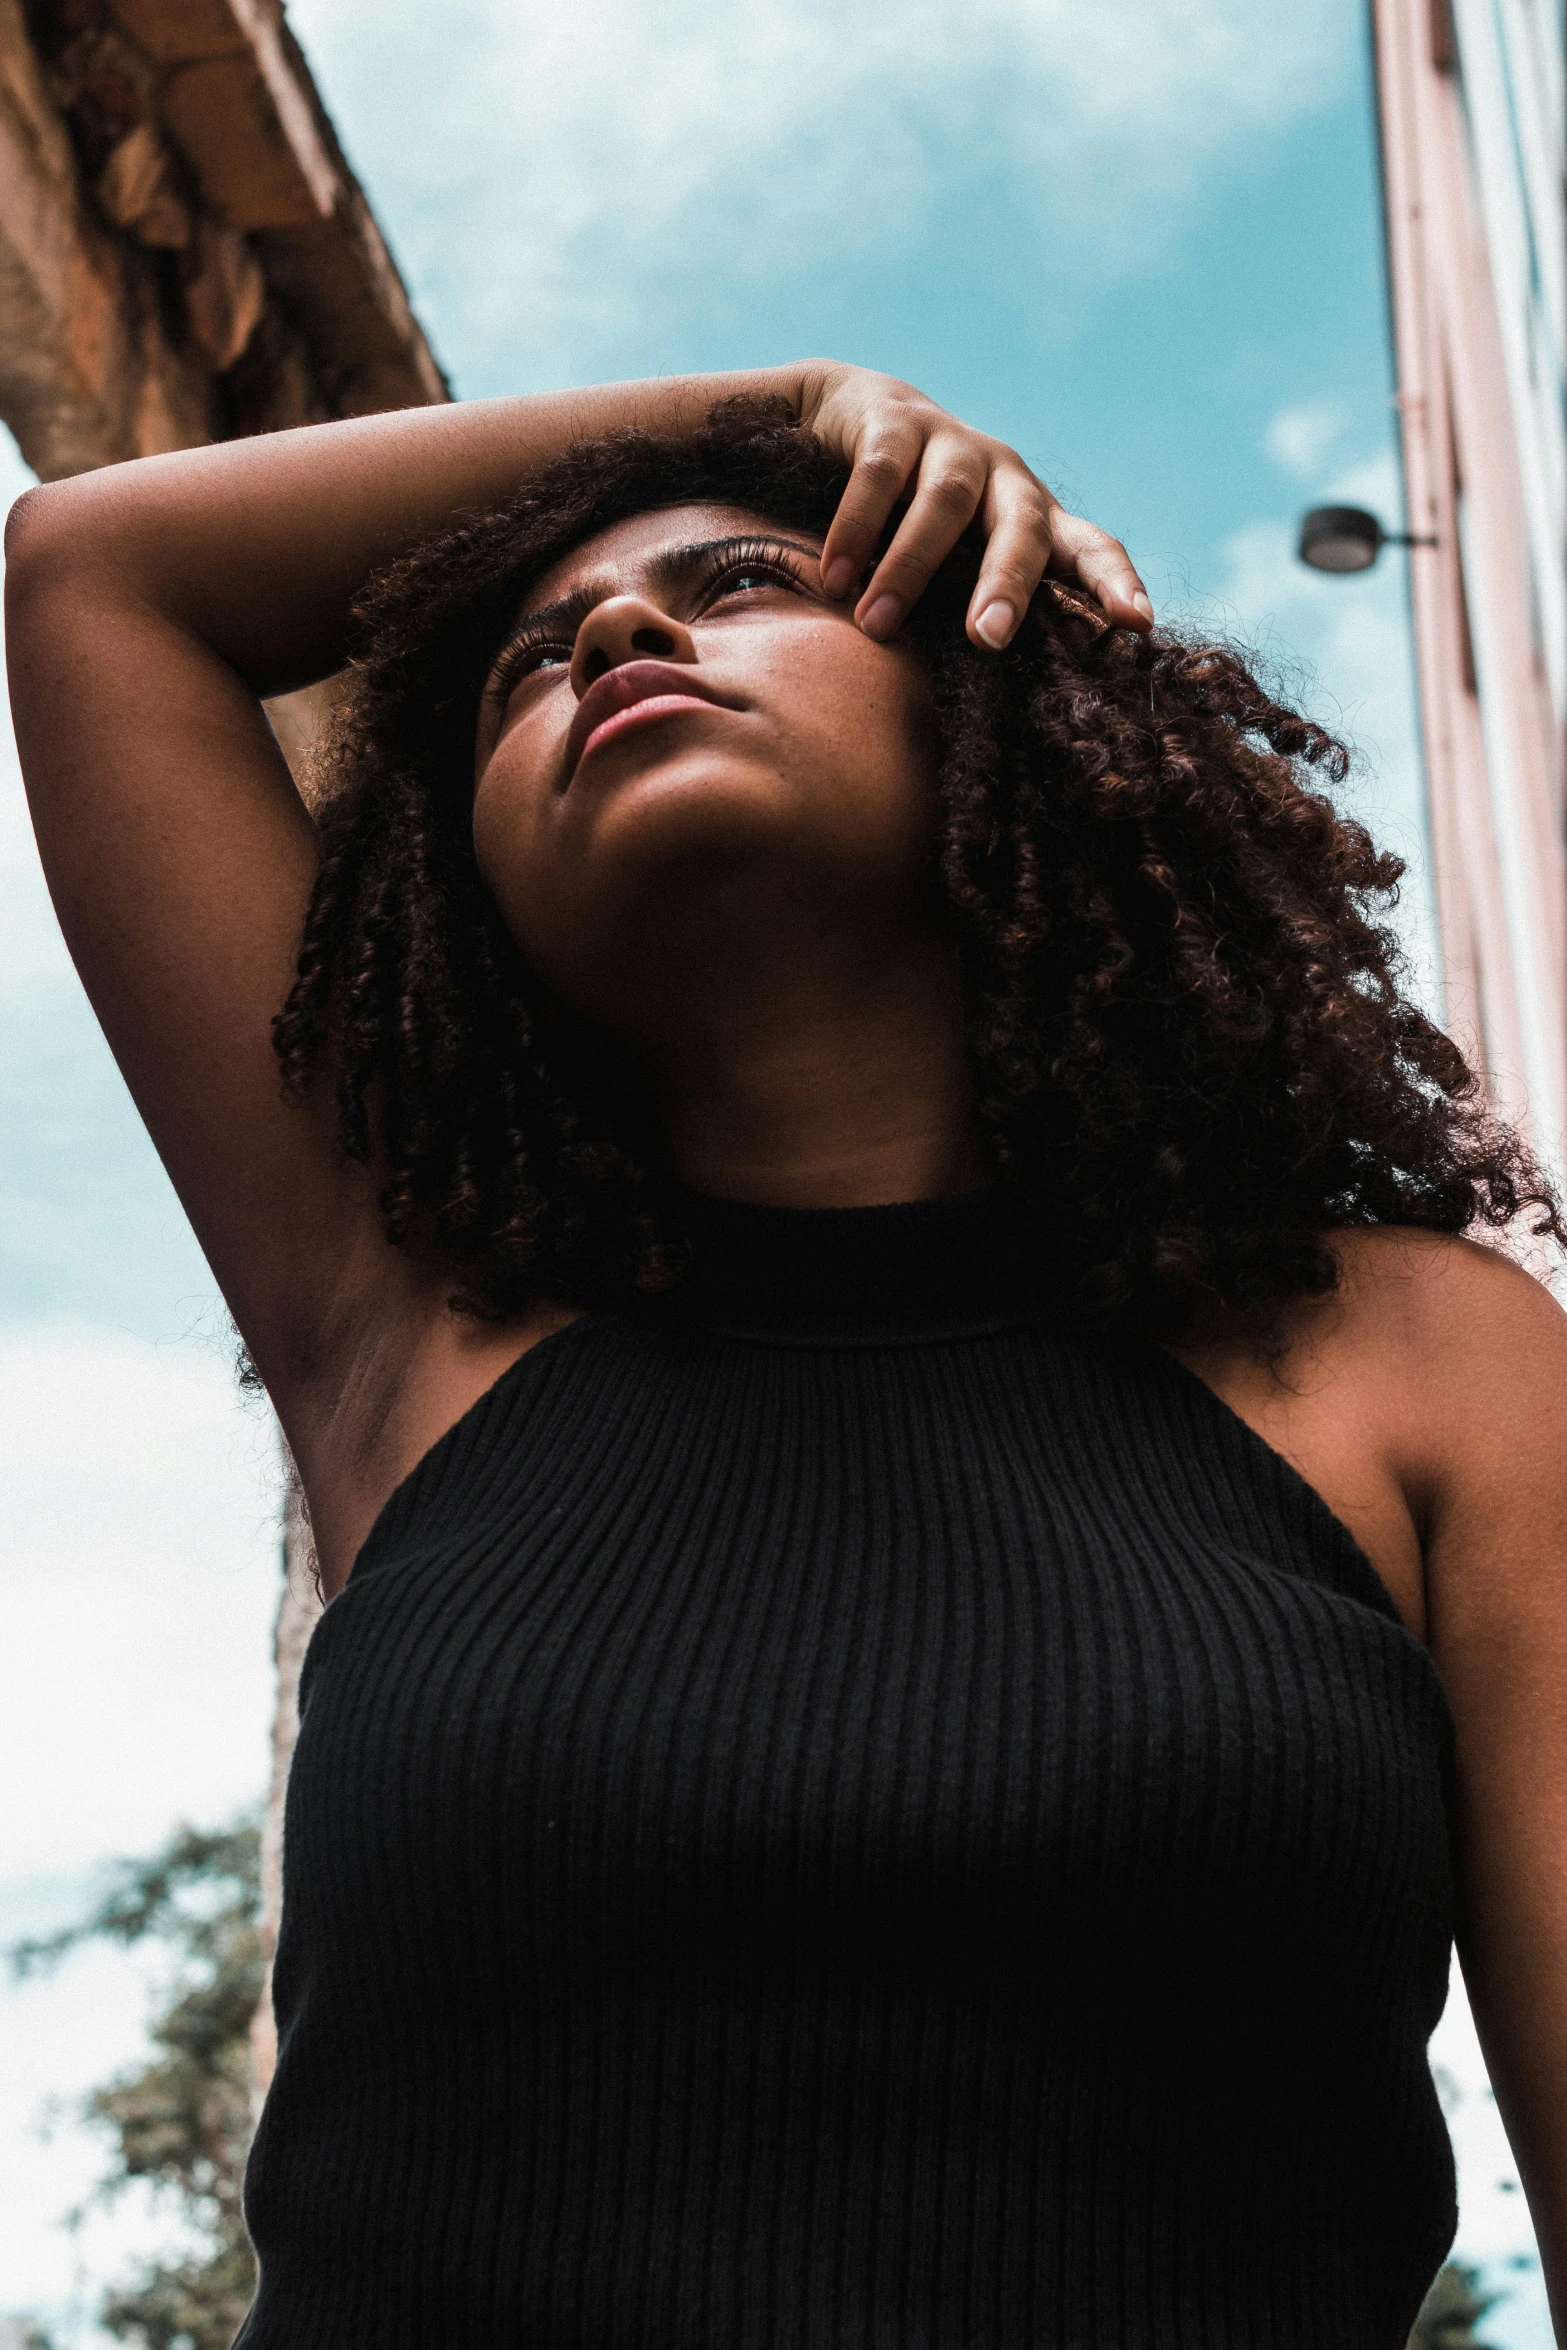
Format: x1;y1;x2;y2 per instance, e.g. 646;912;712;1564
0;0;446;479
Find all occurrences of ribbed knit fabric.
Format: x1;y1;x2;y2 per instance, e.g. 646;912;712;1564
239;1190;1458;2349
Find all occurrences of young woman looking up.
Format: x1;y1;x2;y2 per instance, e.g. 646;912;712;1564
7;364;1567;2350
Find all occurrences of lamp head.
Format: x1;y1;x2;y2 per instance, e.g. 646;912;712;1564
1297;505;1384;573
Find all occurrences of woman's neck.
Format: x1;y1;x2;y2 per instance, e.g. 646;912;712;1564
645;936;985;1210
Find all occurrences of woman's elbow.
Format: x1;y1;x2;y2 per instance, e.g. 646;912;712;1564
4;477;87;604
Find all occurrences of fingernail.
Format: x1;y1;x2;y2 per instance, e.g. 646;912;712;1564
862;593;902;638
975;600;1015;649
1131;590;1155;625
822;556;854;598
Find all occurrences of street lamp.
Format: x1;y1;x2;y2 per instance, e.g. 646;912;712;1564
1297;505;1439;573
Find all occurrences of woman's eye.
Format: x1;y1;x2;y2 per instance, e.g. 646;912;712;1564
711;562;794;602
498;643;569;691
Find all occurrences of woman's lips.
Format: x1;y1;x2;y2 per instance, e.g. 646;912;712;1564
574;692;723;777
563;658;734;781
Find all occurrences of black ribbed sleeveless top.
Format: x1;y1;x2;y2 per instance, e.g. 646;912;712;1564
240;1190;1458;2349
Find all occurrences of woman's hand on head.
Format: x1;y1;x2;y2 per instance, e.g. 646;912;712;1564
795;361;1153;651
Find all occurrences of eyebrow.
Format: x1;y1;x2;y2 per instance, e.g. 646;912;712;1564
485;533;826;684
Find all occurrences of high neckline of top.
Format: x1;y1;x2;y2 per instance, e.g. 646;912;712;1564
663;1183;1053;1333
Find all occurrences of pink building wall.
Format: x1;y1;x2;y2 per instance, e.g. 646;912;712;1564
1372;0;1567;1170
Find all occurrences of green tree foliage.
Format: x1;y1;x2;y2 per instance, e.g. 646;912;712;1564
9;1822;263;2350
1408;2261;1498;2349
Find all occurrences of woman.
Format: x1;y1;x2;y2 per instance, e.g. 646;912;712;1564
8;363;1567;2347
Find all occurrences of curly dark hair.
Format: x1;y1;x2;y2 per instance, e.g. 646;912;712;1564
274;395;1561;1332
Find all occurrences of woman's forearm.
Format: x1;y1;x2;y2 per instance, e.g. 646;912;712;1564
5;366;809;697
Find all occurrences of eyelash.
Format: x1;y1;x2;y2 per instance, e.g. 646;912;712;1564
487;540;806;701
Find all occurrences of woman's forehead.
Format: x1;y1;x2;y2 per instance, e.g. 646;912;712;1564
521;502;821;613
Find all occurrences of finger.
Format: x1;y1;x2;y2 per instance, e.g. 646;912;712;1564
817;417;926;603
851;437;988;639
964;471;1056;650
1045;509;1153;631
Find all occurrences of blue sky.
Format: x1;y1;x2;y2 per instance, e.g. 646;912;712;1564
0;0;1547;2338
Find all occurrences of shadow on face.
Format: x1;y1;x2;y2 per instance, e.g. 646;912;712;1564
470;502;942;1040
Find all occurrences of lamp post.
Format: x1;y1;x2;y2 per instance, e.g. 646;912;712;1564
1297;505;1440;573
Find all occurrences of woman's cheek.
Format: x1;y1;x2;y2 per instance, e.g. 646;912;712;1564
474;717;556;872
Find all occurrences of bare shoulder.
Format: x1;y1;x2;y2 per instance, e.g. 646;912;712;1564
1325;1226;1567;1638
1173;1224;1562;1413
1322;1224;1567;1403
1326;1218;1558;1300
1316;1226;1567;1529
1167;1226;1565;1645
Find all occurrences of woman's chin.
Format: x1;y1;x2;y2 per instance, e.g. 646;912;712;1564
559;751;817;880
571;737;792;815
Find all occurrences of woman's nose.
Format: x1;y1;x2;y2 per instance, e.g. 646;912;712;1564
570;594;698;699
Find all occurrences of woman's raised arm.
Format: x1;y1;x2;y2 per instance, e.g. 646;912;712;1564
3;364;1149;1416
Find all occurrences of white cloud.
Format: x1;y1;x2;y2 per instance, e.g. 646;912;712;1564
1264;397;1347;481
0;1319;281;1880
286;0;1355;388
0;1314;279;2329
